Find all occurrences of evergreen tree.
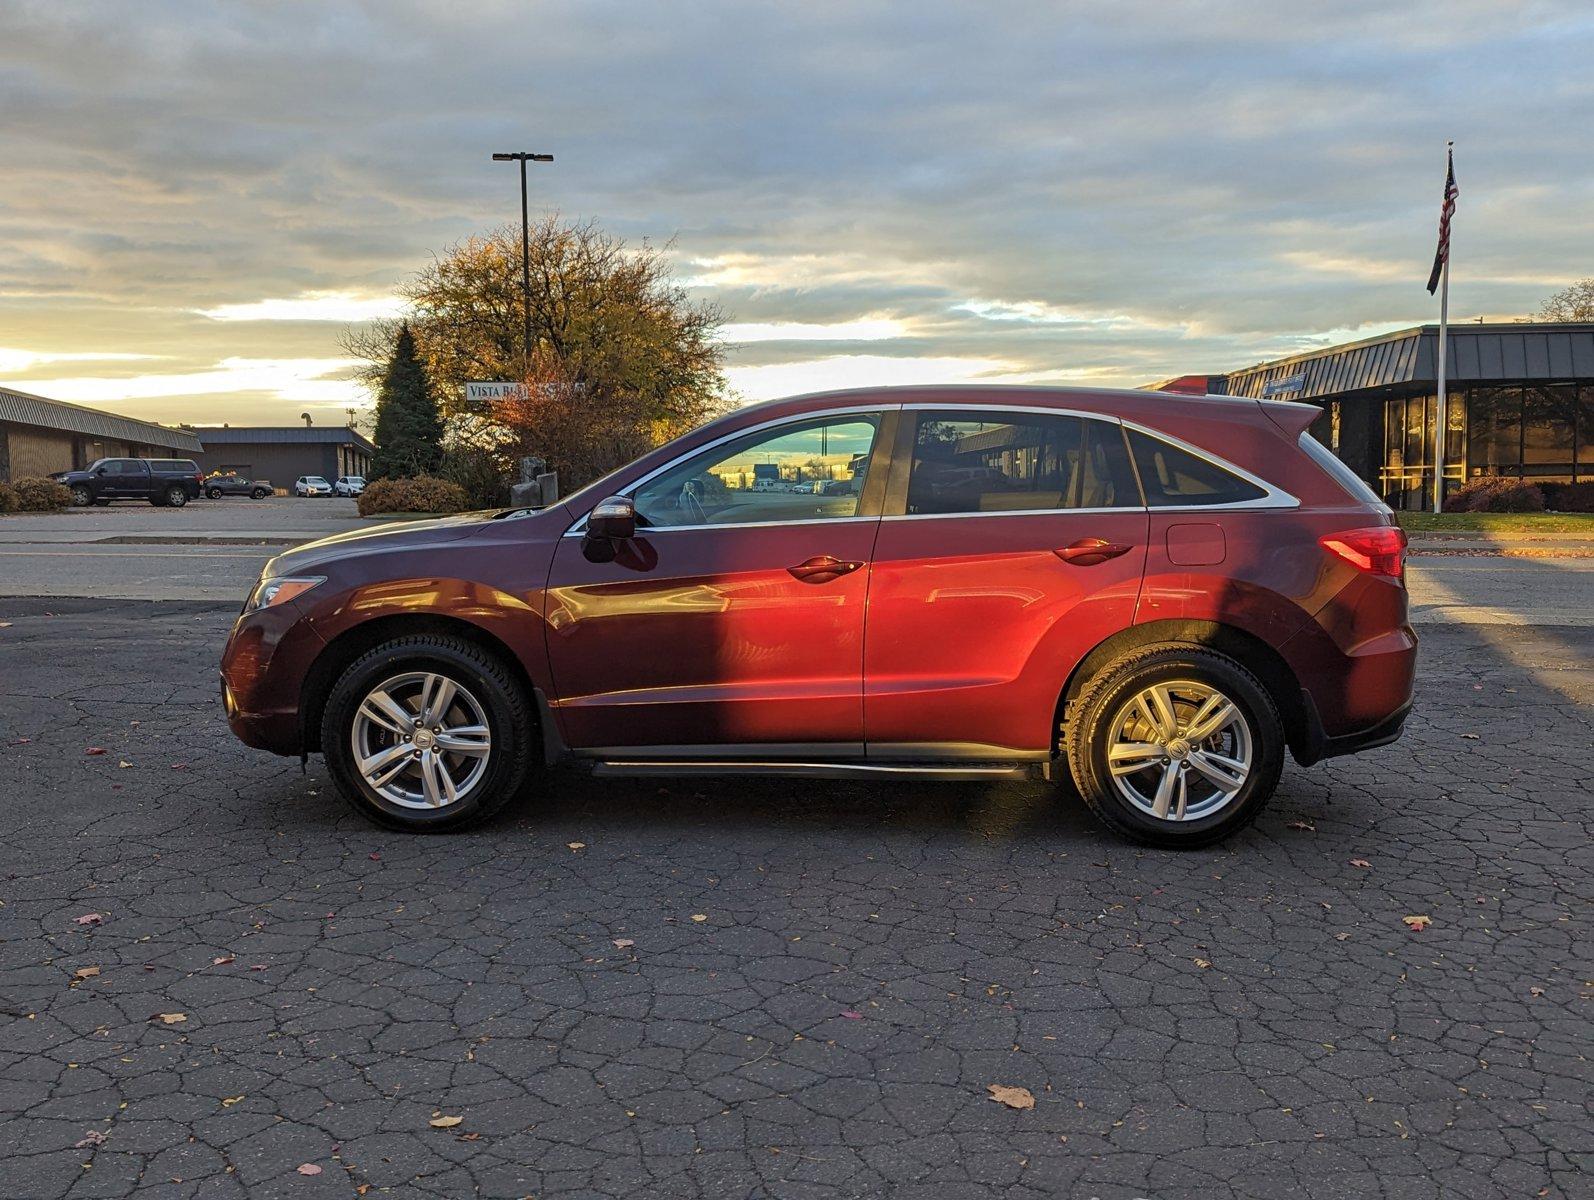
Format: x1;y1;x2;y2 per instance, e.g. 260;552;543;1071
369;324;444;479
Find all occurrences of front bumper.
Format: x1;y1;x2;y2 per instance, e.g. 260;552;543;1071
219;601;327;756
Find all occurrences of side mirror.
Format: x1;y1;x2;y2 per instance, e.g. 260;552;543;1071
587;495;636;541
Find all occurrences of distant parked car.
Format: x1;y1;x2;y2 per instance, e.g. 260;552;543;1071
57;458;203;507
334;475;366;497
295;476;333;497
205;474;274;500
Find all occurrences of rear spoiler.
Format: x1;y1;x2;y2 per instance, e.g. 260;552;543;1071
1257;399;1320;439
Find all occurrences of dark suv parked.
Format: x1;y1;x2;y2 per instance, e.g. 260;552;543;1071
221;385;1416;846
205;474;275;499
59;458;204;507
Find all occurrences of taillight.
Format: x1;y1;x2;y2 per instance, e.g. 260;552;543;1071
1320;526;1407;579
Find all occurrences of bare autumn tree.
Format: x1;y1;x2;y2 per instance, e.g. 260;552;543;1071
1535;278;1594;322
344;218;734;489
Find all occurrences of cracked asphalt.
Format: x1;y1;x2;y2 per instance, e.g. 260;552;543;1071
0;598;1589;1199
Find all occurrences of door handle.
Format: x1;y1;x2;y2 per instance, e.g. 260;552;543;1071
788;555;864;583
1053;538;1134;566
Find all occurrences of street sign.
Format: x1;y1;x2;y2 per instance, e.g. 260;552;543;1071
465;381;529;405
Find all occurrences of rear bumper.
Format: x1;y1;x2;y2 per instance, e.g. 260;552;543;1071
1294;692;1411;766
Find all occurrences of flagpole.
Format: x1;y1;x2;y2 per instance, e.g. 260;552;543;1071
1431;141;1453;516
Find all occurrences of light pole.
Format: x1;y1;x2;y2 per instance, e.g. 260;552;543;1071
491;151;554;369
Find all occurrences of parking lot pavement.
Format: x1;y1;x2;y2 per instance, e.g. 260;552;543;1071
0;496;367;600
0;600;1588;1200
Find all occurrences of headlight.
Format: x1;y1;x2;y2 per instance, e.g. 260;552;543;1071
246;575;325;612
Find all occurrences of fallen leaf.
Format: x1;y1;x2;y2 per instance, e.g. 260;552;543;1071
249;964;269;971
221;1095;245;1107
429;1115;464;1129
567;842;585;851
212;956;234;966
1333;932;1352;941
457;1132;481;1142
840;1010;864;1019
74;1130;107;1148
0;621;12;628
1286;820;1315;831
1193;958;1212;969
1529;986;1545;998
296;1163;322;1175
75;912;104;926
1349;859;1371;868
155;1012;188;1024
84;747;107;756
690;914;708;923
73;966;100;980
368;852;381;861
1402;915;1431;932
170;763;187;770
612;938;634;949
986;1084;1035;1110
1460;733;1480;740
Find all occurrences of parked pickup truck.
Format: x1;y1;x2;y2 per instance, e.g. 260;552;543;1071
57;458;204;507
204;474;275;499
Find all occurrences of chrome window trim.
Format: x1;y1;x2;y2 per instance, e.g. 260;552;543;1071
883;506;1139;522
1119;418;1299;510
563;403;895;536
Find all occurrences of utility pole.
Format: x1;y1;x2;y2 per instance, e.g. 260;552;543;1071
490;151;554;370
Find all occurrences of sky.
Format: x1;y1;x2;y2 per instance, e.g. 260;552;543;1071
2;0;1592;429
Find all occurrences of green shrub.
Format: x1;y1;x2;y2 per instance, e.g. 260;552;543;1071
1540;481;1594;513
438;446;510;509
1443;476;1545;514
356;475;471;517
0;482;18;514
9;476;73;512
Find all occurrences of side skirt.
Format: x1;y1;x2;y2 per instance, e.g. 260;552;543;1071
589;759;1042;782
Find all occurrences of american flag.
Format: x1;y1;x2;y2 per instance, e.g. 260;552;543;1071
1426;147;1458;295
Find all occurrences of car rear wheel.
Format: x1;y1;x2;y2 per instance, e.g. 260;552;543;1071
321;635;534;832
1066;645;1284;848
165;485;188;507
69;485;91;506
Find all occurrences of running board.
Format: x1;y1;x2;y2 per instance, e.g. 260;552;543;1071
590;759;1037;781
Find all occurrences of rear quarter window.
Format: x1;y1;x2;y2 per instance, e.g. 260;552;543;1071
1126;429;1267;507
1296;434;1387;508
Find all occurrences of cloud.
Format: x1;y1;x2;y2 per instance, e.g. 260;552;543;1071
196;291;405;323
0;0;1591;422
0;348;163;373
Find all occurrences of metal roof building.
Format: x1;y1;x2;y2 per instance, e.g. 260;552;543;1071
188;425;375;486
0;385;202;482
1197;323;1594;510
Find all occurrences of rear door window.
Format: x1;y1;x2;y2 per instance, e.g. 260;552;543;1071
903;411;1138;515
1126;429;1267;507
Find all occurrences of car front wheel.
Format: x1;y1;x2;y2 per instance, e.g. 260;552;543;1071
1066;645;1284;848
207;487;224;499
321;635;534;831
69;485;91;506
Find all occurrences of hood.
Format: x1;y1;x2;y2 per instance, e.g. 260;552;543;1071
266;509;503;575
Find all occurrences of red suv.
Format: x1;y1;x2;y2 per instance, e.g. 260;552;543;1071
220;387;1415;846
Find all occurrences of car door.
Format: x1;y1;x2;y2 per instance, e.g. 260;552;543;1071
864;407;1149;758
105;459;146;498
543;408;895;753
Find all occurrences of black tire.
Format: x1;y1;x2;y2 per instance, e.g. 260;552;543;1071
207;487;224;499
1065;644;1284;849
69;485;92;507
321;635;535;832
251;488;270;499
165;486;188;508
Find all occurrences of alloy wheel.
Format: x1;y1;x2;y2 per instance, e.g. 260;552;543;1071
351;671;493;809
1105;680;1253;822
